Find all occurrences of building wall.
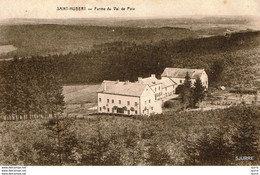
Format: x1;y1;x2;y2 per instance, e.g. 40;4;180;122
200;71;208;89
170;78;190;85
140;86;162;115
162;85;176;97
97;93;140;115
150;84;162;100
97;86;162;116
166;73;208;89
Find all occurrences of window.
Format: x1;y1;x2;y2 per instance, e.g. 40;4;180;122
151;107;153;110
99;107;102;111
180;80;182;83
127;101;130;105
159;86;160;90
107;99;109;103
128;110;130;115
112;99;114;103
135;110;137;114
119;100;121;104
107;108;110;112
155;87;157;91
149;99;151;103
99;98;101;102
135;102;138;106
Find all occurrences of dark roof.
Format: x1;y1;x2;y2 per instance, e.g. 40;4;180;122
161;68;205;79
158;77;177;88
138;77;161;86
97;80;148;97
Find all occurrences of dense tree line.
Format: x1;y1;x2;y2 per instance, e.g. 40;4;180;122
1;31;257;86
0;57;65;120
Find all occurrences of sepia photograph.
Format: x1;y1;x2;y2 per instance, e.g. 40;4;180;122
0;0;259;172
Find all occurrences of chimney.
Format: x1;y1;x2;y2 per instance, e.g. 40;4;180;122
124;80;130;85
151;74;155;78
103;82;107;92
138;77;142;83
116;80;120;83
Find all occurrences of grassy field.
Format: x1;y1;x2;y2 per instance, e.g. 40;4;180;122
63;84;100;104
62;84;100;117
0;45;17;55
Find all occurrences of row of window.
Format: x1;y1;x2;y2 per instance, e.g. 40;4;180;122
99;106;155;115
144;99;151;104
99;98;138;106
179;79;208;86
153;86;161;92
99;107;138;114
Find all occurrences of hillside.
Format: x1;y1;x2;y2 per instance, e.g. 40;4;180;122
0;23;259;88
0;25;196;59
8;30;257;88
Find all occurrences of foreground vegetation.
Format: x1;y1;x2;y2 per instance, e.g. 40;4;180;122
0;105;259;165
0;57;65;120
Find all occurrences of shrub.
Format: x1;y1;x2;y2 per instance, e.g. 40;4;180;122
163;101;174;108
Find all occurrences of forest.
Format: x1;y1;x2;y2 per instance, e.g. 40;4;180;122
1;30;257;88
0;57;65;120
0;25;196;58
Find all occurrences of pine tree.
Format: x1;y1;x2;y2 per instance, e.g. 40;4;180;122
146;144;172;165
0;56;65;120
184;129;232;165
193;78;205;107
231;106;259;162
180;72;193;108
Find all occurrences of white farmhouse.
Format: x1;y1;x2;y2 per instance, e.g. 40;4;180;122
137;74;178;100
97;80;162;116
161;68;208;89
137;74;162;100
158;77;178;98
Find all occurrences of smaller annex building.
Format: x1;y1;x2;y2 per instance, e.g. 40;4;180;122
137;74;177;100
137;74;162;100
97;80;162;116
161;68;208;89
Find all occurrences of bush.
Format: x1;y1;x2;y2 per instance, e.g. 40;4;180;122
163;101;174;108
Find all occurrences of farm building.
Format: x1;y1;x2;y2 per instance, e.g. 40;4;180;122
161;67;208;89
97;68;208;116
137;74;177;99
158;77;178;98
97;80;162;116
137;74;162;100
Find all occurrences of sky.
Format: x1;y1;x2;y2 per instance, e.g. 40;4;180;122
0;0;260;19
